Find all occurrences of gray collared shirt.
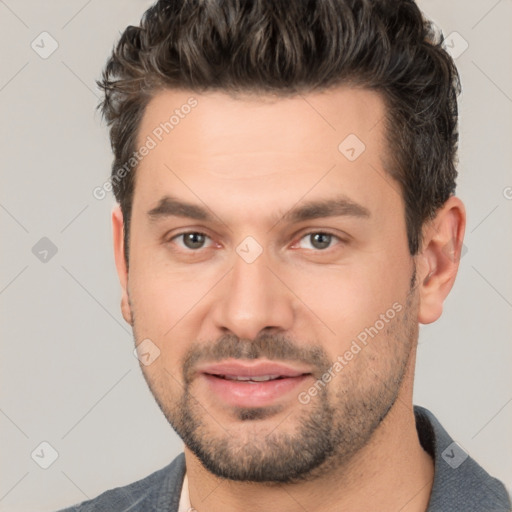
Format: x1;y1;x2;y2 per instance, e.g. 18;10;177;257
58;406;511;511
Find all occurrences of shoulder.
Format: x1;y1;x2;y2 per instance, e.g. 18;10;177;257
414;406;511;512
56;452;186;512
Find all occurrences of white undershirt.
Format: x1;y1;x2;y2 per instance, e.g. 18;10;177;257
177;473;192;512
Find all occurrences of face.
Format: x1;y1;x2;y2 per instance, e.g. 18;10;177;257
118;87;419;483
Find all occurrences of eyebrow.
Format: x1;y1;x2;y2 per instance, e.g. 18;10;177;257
281;196;370;224
148;196;211;221
147;194;370;225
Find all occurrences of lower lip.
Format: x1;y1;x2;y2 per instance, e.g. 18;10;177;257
202;373;311;408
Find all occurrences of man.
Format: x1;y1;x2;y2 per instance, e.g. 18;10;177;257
59;0;511;511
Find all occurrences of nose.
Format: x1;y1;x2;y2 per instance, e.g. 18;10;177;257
209;249;295;340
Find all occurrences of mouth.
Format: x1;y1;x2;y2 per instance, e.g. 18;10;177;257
197;360;313;408
208;374;293;382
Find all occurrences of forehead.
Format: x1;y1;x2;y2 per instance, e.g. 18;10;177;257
132;86;398;222
137;87;388;165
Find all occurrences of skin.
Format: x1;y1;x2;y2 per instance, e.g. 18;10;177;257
112;87;466;512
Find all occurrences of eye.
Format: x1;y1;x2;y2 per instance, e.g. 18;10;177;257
296;232;340;250
171;232;213;250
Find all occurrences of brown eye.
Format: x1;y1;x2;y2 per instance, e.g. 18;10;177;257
298;232;336;250
175;232;209;250
309;233;332;249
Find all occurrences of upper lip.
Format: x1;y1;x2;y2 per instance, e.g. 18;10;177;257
197;359;311;378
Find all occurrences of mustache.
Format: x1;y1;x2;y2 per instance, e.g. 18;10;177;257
182;333;331;384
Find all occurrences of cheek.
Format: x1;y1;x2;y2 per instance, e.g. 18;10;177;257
128;253;226;346
284;251;411;347
127;223;195;319
130;272;197;331
129;272;198;383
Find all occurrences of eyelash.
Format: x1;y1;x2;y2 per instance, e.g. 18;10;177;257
167;230;345;252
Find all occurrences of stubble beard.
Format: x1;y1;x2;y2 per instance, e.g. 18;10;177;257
132;280;419;484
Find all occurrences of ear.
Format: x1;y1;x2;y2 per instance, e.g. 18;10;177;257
112;206;133;325
416;196;466;325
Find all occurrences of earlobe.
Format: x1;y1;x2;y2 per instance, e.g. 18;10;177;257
112;206;133;326
417;196;466;325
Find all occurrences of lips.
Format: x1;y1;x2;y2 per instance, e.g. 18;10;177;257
198;360;310;379
215;374;284;382
197;359;312;408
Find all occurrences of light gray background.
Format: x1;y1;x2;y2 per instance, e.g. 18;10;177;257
0;1;511;511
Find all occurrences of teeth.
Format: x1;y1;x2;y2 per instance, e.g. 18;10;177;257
222;375;281;382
